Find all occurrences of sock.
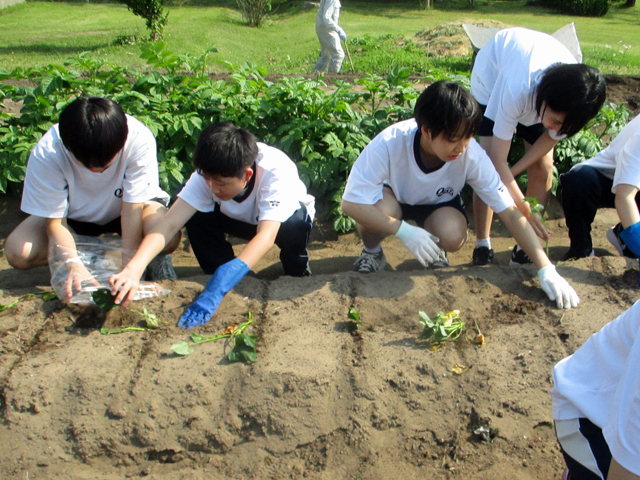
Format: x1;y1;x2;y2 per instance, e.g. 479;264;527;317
475;238;491;249
363;245;382;254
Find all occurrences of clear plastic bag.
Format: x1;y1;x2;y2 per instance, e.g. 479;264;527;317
49;234;171;305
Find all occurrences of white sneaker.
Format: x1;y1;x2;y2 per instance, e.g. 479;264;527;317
354;249;387;273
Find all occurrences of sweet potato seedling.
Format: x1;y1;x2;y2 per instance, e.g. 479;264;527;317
171;313;257;363
0;290;57;312
524;196;549;256
92;289;162;334
418;310;465;348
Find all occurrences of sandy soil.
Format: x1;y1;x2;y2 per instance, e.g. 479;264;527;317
1;76;640;480
0;189;639;480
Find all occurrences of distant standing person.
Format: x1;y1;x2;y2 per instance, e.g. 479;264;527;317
469;27;606;267
312;0;346;73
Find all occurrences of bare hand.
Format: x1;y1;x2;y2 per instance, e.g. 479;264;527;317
109;268;141;308
528;212;551;241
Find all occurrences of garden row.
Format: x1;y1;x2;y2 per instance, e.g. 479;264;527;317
0;43;632;232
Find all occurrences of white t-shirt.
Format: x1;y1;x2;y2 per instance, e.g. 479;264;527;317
551;299;640;476
571;114;640;193
342;119;513;213
21;115;169;225
178;143;315;225
471;27;577;141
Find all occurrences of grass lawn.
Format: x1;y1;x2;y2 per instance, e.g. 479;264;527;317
0;0;639;74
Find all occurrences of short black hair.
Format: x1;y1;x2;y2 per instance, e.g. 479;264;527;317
58;97;128;169
535;63;606;138
414;81;482;139
193;122;259;178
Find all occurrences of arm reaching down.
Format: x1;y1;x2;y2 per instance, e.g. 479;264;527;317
498;205;579;309
177;220;281;328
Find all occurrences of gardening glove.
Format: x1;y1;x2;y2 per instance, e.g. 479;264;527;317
337;26;347;42
177;258;250;329
395;220;441;267
619;221;640;257
538;265;579;310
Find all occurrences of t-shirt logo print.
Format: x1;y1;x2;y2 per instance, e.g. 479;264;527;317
114;188;123;198
268;200;280;207
436;187;454;197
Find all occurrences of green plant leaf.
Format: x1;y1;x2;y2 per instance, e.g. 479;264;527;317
92;289;117;312
227;334;258;363
171;341;194;356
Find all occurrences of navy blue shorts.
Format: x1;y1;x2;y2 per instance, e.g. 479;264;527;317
477;104;547;145
66;197;169;237
398;195;468;228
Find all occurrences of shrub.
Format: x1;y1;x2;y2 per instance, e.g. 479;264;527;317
119;0;169;40
236;0;271;27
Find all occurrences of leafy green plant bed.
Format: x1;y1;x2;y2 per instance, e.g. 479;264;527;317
0;44;634;233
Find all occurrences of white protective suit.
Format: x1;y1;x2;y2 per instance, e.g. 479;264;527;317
313;0;346;73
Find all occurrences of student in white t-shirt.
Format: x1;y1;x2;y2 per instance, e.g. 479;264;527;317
560;114;640;262
551;299;640;480
5;97;180;302
341;81;579;309
469;27;606;268
109;122;315;328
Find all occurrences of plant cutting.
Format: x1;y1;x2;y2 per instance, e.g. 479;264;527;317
418;309;465;347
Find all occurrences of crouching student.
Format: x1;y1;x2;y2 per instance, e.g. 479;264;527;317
5;97;180;303
560;114;640;262
341;81;579;309
109;122;315;328
469;27;606;267
551;299;640;480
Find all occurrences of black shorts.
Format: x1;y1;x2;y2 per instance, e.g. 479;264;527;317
66;197;169;237
555;418;612;480
477;104;547;145
399;195;468;227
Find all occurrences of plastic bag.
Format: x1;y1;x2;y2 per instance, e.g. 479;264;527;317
49;234;171;305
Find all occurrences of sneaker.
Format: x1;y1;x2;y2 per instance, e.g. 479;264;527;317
146;254;178;281
472;246;494;266
509;245;532;268
354;249;387;274
607;223;638;259
429;250;449;269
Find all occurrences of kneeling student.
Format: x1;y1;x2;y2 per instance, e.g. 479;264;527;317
5;96;180;303
110;122;315;328
551;299;640;480
341;81;579;309
560;114;640;262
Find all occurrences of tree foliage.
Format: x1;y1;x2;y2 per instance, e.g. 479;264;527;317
119;0;169;41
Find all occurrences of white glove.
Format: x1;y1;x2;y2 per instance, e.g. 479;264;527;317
538;265;580;309
395;221;441;267
337;27;347;42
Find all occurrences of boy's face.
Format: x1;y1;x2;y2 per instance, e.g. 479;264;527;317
540;103;566;135
203;167;253;201
421;125;472;163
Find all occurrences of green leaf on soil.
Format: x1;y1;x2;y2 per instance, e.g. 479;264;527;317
171;341;195;356
92;289;118;312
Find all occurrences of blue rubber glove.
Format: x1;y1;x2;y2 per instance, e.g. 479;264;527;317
619;221;640;257
177;258;250;329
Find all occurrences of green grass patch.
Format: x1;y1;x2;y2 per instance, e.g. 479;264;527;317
1;0;639;74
